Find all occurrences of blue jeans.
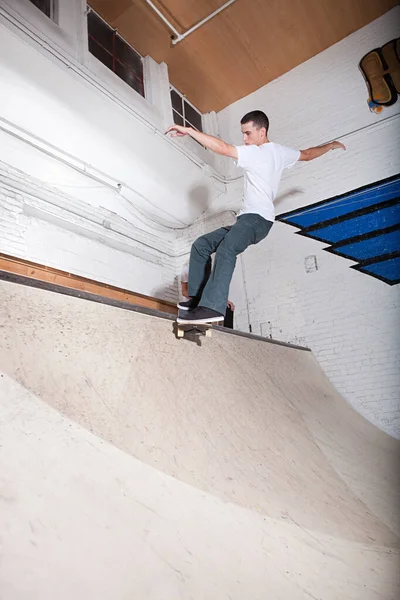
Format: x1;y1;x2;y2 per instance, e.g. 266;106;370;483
188;214;273;315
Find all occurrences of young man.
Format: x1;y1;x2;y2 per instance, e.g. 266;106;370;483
166;110;345;324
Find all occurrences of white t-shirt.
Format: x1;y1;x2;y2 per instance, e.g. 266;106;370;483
235;142;300;222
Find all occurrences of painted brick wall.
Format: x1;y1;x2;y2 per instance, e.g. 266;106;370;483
0;188;27;258
0;162;178;302
218;8;400;438
0;0;229;308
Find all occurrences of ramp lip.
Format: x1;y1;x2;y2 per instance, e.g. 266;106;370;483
0;270;311;352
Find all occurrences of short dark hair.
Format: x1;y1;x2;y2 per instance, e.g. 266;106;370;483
240;110;269;134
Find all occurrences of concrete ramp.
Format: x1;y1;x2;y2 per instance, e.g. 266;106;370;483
0;278;399;600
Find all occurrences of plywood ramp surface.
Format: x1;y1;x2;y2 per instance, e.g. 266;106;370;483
0;280;399;599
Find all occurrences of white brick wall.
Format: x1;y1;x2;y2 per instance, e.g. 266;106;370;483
0;0;227;232
0;188;26;257
0;0;232;310
218;8;400;438
235;222;400;436
0;162;178;302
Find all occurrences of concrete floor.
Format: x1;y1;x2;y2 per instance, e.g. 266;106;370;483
0;278;399;599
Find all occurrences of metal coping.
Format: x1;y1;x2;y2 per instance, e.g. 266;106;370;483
0;270;311;352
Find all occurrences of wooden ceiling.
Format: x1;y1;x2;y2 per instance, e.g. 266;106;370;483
89;0;397;113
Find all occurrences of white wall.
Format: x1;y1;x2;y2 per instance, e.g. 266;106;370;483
218;7;400;438
1;160;178;299
0;0;227;299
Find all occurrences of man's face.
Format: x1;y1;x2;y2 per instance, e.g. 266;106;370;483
241;121;266;145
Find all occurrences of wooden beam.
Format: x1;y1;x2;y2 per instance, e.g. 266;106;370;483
0;253;177;315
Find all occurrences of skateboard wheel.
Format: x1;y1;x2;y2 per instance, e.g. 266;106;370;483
177;328;184;338
205;329;212;338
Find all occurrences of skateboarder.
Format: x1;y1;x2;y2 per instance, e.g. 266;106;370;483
166;110;345;324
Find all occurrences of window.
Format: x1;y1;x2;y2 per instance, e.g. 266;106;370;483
170;87;203;132
28;0;55;19
87;7;144;98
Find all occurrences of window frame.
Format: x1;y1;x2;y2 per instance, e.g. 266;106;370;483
87;5;145;98
170;85;203;132
28;0;58;23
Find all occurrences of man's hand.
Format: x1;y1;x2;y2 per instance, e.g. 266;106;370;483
300;140;346;161
165;125;190;137
330;141;346;151
227;300;235;311
166;124;238;158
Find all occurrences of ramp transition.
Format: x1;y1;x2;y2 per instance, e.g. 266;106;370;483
0;277;399;600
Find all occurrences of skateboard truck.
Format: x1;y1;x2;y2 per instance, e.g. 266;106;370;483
175;319;224;339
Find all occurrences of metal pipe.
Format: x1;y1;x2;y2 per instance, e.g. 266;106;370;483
172;0;237;45
143;0;237;45
143;0;181;39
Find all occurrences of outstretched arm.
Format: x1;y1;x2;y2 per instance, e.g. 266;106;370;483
299;141;346;161
166;125;238;159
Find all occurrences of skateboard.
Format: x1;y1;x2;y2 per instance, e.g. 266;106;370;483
176;322;218;338
175;311;224;339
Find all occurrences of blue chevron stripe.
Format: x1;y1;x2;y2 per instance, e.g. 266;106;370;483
303;203;400;243
280;178;400;228
332;229;400;261
277;174;400;285
355;256;400;284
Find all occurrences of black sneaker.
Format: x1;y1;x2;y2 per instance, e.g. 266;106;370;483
177;298;199;311
177;306;224;324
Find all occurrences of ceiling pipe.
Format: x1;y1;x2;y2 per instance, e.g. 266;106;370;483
143;0;181;40
143;0;237;45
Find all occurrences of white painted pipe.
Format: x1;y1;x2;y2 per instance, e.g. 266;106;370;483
143;0;237;45
172;0;237;44
143;0;181;39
